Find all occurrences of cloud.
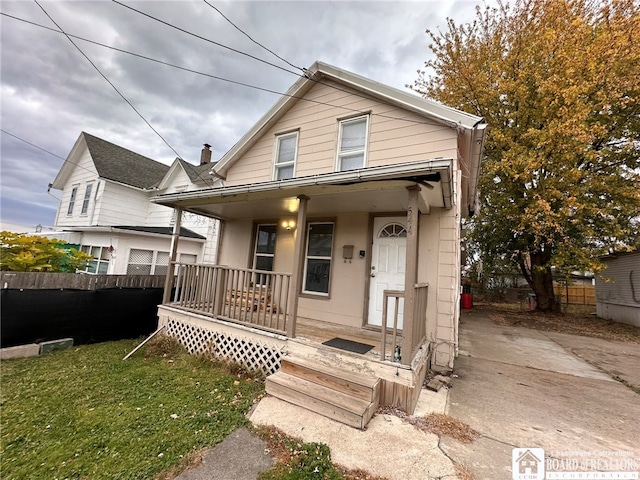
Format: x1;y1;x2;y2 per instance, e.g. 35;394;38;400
1;0;487;230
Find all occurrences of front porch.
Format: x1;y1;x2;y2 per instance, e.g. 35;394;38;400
158;263;431;424
153;166;459;426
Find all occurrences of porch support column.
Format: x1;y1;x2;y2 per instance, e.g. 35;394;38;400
287;195;309;338
162;207;183;304
401;186;420;365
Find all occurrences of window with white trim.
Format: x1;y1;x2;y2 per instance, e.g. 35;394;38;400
303;223;334;295
253;224;277;271
274;132;298;180
79;245;110;274
81;183;93;215
337;116;368;171
126;249;169;275
67;186;78;215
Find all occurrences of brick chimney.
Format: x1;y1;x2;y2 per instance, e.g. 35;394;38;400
200;143;212;165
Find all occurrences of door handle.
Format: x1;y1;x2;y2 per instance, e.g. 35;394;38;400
370;273;376;278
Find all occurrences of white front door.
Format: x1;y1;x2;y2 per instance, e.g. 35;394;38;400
367;216;406;329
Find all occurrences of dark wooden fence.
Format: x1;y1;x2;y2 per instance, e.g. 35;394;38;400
1;272;167;348
1;272;165;290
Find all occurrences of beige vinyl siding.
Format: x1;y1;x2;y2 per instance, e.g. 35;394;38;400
224;80;458;186
217;219;253;268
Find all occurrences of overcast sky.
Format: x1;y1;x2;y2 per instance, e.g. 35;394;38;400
1;0;482;232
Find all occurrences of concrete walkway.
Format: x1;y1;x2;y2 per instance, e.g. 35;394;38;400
174;309;639;479
442;309;640;479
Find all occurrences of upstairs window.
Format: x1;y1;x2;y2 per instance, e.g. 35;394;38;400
337;116;368;171
67;186;78;215
81;183;93;215
274;132;298;180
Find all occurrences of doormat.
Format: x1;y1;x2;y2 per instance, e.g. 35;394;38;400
322;337;374;354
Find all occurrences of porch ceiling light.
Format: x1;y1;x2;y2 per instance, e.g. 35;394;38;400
282;220;296;231
284;197;299;213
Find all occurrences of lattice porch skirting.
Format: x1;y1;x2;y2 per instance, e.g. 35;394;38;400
165;317;285;375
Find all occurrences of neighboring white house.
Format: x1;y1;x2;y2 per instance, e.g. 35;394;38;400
48;132;220;274
596;251;640;327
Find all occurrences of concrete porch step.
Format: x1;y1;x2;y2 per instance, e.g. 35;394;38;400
266;355;380;429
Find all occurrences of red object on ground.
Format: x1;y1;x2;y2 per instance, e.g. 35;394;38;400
461;293;473;309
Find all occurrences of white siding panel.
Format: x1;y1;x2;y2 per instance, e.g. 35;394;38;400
95;182;150;226
55;149;99;227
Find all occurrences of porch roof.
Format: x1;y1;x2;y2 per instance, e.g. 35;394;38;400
150;158;452;220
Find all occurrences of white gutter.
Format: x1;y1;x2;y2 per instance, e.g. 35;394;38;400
154;158;453;205
467;123;487;213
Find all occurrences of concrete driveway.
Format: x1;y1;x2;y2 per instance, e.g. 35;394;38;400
443;309;640;479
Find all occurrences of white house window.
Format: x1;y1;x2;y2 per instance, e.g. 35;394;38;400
81;183;93;215
253;224;277;271
274;132;298;180
154;251;170;276
337;116;368;171
67;186;78;215
303;223;334;295
80;245;110;274
126;249;169;275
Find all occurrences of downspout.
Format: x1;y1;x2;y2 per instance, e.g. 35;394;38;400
162;207;182;304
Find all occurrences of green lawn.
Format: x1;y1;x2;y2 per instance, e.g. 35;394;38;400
0;337;264;479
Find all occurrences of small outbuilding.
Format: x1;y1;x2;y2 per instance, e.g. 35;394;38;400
595;251;640;327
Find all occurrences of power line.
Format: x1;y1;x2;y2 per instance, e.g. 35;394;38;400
2;12;438;129
1;129;66;161
33;0;185;162
202;0;302;72
112;0;300;77
110;1;448;127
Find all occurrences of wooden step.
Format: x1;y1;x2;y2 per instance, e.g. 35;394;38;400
266;371;377;429
280;356;379;402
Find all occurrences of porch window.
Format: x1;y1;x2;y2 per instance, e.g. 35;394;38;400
337;116;368;171
274;132;298;180
303;222;334;295
253;224;277;271
67;186;78;215
81;183;93;215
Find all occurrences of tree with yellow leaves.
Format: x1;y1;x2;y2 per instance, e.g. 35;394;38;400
413;0;640;311
0;231;93;272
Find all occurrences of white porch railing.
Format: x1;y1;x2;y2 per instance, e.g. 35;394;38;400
381;283;428;365
170;263;291;335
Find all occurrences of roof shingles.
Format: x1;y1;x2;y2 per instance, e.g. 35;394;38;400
82;132;169;189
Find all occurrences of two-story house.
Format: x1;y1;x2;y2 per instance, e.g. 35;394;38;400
152;61;487;427
48;132;219;274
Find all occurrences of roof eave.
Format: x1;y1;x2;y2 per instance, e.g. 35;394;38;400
156;158;454;207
